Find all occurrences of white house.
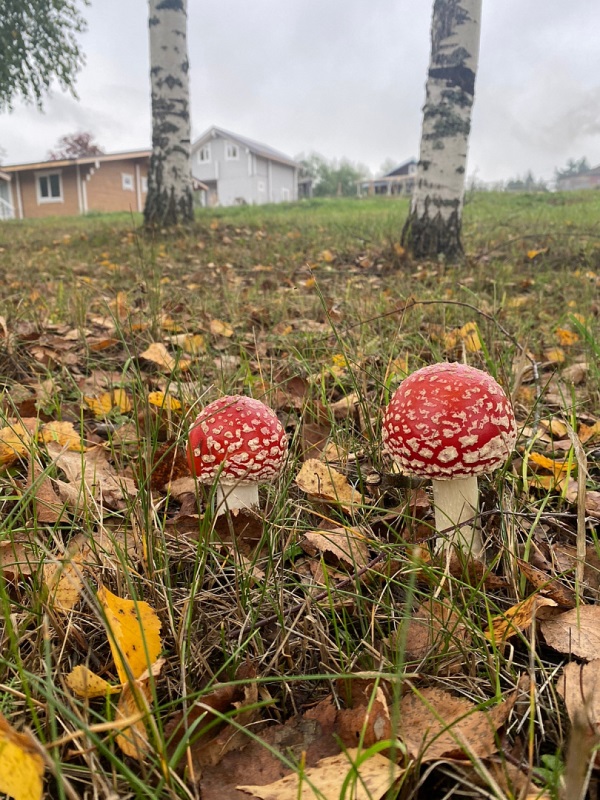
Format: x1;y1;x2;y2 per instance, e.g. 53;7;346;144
191;127;299;206
0;171;12;219
358;159;417;197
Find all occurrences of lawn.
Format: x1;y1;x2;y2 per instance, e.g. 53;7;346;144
0;192;599;799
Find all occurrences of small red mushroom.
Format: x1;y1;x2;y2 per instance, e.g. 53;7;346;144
187;395;288;513
382;362;517;557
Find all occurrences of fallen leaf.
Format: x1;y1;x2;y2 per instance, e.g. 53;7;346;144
295;459;363;511
66;665;119;698
0;712;44;800
564;480;600;519
98;586;162;683
39;421;86;451
541;606;600;659
0;421;35;467
147;391;182;411
84;389;132;417
336;687;392;748
238;749;401;800
392;599;471;673
300;527;370;570
0;539;36;580
556;327;579;346
558;660;600;733
485;595;558;643
516;558;578;608
399;687;514;762
140;342;190;371
210;319;234;337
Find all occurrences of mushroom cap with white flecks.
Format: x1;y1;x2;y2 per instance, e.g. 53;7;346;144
382;363;517;479
187;395;287;483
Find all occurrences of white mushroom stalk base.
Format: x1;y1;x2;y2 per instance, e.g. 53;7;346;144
215;481;259;514
432;476;483;558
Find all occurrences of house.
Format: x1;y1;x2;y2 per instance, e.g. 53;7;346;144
358;159;417;197
0;150;151;220
556;166;600;192
191;126;300;206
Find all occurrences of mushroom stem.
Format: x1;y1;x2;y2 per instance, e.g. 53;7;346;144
432;476;483;558
215;481;259;514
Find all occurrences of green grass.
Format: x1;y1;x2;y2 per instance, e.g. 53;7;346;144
1;192;599;798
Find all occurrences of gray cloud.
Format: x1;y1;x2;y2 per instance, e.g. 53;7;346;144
1;0;599;182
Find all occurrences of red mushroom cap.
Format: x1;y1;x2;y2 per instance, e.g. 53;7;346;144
382;363;517;479
187;395;287;483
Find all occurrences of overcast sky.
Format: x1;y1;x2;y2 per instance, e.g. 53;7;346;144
1;0;599;182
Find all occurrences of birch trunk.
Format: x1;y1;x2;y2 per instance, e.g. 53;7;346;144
401;0;481;259
144;0;194;227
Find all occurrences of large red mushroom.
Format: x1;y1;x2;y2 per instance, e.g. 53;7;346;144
187;395;287;513
382;363;517;557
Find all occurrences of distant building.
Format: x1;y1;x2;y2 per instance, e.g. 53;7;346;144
0;150;151;220
358;159;417;197
556;165;600;191
191;126;300;206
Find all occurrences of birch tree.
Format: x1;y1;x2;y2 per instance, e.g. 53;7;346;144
144;0;194;227
401;0;482;259
0;0;88;112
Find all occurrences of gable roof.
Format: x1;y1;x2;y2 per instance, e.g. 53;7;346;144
192;126;298;168
2;149;151;173
383;158;417;178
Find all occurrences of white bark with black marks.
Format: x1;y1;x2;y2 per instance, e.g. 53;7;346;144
145;0;194;227
402;0;481;259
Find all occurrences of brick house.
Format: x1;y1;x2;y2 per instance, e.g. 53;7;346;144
0;150;151;220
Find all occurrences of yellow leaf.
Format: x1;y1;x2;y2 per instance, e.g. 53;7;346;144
209;319;234;337
579;421;600;444
544;347;565;364
140;342;190;372
393;243;406;257
527;249;547;260
458;321;482;352
303;277;316;288
0;712;44;800
320;249;335;263
485;595;557;643
528;451;573;477
0;422;34;466
555;328;579;346
115;680;152;759
181;333;205;354
98;586;162;683
39;421;86;451
295;459;364;512
66;666;119;698
147;392;182;411
84;389;132;418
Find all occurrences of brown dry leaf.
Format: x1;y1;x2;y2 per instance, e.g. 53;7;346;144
238;749;401;800
399;687;514;762
485;595;558;643
295;459;363;511
300;526;370;570
393;599;471;672
336;687;392;749
539;418;569;439
84;389;132;417
139;341;190;371
562;362;588;385
0;712;44;800
25;462;66;524
98;586;162;683
516;558;578;608
557;660;600;732
329;392;361;419
44;533;92;613
541;606;600;659
300;418;331;461
209;319;234;337
46;442;137;511
564;480;600;519
66;665;119;698
0;539;36;580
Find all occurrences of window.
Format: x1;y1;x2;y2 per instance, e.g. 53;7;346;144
141;176;148;193
37;172;63;203
197;146;211;163
225;142;239;160
122;173;134;191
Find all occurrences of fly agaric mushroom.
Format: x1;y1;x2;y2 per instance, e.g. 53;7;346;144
382;363;517;557
187;395;287;513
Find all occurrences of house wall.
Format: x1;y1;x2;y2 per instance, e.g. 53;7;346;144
17;166;81;218
558;174;600;191
85;158;148;213
192;135;297;206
